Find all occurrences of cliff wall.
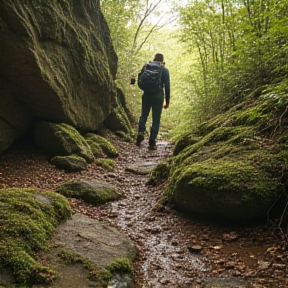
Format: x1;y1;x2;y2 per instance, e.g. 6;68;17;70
0;0;118;153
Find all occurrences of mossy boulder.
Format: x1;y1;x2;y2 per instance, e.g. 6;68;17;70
0;188;71;285
34;121;94;163
0;0;118;154
56;179;122;205
85;133;118;158
165;93;288;223
169;157;282;222
50;155;88;172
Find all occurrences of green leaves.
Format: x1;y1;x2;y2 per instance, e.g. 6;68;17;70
176;0;288;130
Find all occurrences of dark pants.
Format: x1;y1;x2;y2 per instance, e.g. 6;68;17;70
138;90;164;142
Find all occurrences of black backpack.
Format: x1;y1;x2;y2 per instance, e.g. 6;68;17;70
138;62;163;93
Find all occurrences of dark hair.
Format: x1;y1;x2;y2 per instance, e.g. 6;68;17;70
153;53;164;62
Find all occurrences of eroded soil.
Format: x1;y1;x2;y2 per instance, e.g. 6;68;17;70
0;132;288;288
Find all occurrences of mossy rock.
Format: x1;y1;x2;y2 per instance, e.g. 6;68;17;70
85;139;105;158
56;179;122;205
34;122;94;163
147;161;170;185
166;121;288;223
0;188;71;285
115;130;133;142
166;157;282;222
165;92;288;223
173;132;201;156
50;155;88;172
95;158;115;171
85;133;118;158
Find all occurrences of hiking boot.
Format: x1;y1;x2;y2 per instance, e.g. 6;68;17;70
136;133;144;146
148;139;157;150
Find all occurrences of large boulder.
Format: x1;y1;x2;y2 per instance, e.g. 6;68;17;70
0;0;118;153
163;95;288;223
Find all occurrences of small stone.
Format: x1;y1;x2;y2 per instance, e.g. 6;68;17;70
225;261;236;269
188;245;203;252
222;231;239;242
272;263;286;269
171;239;178;246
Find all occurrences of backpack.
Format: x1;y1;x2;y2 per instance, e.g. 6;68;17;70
138;62;163;93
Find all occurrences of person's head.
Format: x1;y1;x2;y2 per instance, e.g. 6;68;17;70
153;53;164;63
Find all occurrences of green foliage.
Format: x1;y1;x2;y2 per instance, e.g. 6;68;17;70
0;188;71;285
101;0;186;135
176;0;288;135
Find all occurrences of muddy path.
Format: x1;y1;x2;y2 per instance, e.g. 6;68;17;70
0;133;287;288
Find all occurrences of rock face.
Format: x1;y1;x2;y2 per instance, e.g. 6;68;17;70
0;0;118;153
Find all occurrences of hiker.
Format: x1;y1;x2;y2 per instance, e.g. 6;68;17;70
136;53;170;150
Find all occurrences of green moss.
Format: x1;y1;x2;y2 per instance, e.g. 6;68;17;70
86;139;105;158
58;250;82;264
106;258;132;274
166;158;280;204
147;161;170;186
233;102;270;126
34;122;94;163
161;83;288;222
104;85;135;139
50;154;88;171
172;127;244;166
85;133;118;159
95;258;132;286
56;252;132;287
0;188;71;285
95;159;115;171
56;180;121;205
115;130;133;142
173;132;201;156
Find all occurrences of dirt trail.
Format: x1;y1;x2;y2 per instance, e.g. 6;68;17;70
0;134;287;287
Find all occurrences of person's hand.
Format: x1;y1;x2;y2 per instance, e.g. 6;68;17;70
163;104;169;109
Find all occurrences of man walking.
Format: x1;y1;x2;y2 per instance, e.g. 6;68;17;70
136;53;170;150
